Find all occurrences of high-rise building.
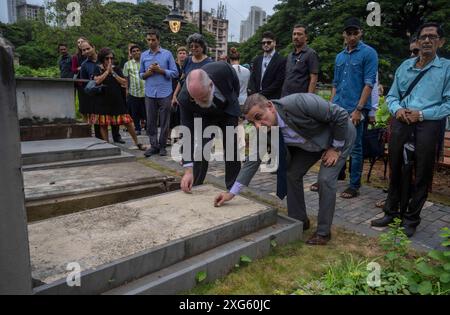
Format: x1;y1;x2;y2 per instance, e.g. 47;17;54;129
239;6;267;42
191;3;228;61
16;1;44;22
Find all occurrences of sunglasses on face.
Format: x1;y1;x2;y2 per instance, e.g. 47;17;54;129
418;34;440;41
105;56;114;60
410;48;419;55
261;41;273;45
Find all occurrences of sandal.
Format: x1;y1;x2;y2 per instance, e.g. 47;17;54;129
310;182;319;192
375;199;386;208
137;143;145;151
340;187;359;199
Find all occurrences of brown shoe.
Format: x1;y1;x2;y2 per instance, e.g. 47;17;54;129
306;233;331;245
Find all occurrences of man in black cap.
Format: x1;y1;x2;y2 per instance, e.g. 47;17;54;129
311;17;378;199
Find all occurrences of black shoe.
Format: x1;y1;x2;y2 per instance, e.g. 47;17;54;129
114;138;126;144
401;224;416;238
303;219;310;231
370;215;397;227
144;147;159;157
159;148;167;156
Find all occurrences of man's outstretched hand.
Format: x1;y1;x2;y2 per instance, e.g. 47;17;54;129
181;168;194;193
214;192;234;207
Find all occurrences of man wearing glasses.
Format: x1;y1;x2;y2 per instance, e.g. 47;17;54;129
371;22;450;237
248;31;286;100
327;17;378;199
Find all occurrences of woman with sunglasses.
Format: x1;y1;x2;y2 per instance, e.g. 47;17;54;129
92;48;144;150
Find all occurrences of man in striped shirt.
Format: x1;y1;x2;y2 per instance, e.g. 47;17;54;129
124;45;146;135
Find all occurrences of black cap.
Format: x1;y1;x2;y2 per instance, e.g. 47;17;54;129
344;17;361;31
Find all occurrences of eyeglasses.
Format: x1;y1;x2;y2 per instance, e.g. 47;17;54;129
261;41;273;45
418;34;440;41
409;48;419;55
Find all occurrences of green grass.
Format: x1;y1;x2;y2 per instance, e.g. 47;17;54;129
186;226;384;295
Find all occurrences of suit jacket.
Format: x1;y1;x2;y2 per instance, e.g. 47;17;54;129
248;52;286;100
236;93;356;186
178;61;241;164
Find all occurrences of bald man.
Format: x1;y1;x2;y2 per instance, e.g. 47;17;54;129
177;61;242;192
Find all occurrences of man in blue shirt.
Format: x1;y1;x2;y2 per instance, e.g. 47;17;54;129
371;22;450;237
140;29;178;157
330;17;378;199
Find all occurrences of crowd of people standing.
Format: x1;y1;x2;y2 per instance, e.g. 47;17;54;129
58;18;449;243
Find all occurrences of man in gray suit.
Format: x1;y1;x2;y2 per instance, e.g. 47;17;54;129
215;93;356;245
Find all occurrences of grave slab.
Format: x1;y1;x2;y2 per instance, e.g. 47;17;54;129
24;162;176;221
21;138;121;165
30;185;278;294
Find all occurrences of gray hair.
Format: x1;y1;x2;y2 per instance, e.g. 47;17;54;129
242;94;270;115
186;33;208;53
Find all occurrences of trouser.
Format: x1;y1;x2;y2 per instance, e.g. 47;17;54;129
349;119;364;190
384;118;442;227
127;95;146;132
94;124;121;141
286;147;347;236
145;95;172;149
193;114;241;190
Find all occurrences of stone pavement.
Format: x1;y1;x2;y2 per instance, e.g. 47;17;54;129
116;132;449;251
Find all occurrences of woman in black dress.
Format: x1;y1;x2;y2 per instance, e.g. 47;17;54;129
93;48;144;150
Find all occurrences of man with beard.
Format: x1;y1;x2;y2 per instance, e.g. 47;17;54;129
281;24;320;97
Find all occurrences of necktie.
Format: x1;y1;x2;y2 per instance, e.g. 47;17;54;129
276;129;288;200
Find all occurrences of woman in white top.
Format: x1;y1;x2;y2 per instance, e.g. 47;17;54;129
229;47;250;106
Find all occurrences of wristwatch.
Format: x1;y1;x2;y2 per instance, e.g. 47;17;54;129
418;111;424;122
112;72;118;78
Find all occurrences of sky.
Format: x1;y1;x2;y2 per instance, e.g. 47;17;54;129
23;0;279;41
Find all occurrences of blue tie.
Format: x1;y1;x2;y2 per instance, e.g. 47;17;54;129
276;129;288;200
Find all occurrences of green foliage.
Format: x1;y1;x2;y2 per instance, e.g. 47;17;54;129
2;1;216;71
240;255;253;264
238;0;450;85
375;96;391;128
378;218;411;271
14;64;59;78
195;271;207;283
291;225;449;295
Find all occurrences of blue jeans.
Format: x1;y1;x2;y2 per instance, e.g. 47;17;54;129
349;121;364;190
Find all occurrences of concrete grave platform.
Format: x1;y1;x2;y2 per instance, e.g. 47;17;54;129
24;162;176;221
30;185;280;295
21;138;122;166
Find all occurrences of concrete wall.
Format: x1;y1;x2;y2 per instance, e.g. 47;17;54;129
16;78;76;121
0;36;33;294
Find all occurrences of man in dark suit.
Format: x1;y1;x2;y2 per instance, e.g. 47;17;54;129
214;93;356;245
178;61;242;192
248;31;286;100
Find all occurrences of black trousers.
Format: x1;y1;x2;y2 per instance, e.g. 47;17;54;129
384;118;442;227
193;114;241;190
94;124;121;141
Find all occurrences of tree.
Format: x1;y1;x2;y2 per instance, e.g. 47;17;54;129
2;1;216;69
238;0;449;85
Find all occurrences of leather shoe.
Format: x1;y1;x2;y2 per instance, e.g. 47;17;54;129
160;148;167;156
144;147;159;157
401;224;416;238
370;215;397;227
306;233;331;245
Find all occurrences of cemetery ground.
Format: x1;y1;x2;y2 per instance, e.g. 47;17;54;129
119;132;450;295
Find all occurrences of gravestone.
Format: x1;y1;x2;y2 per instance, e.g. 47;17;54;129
0;36;33;294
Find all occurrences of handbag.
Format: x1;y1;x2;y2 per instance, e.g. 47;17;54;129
84;80;105;96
